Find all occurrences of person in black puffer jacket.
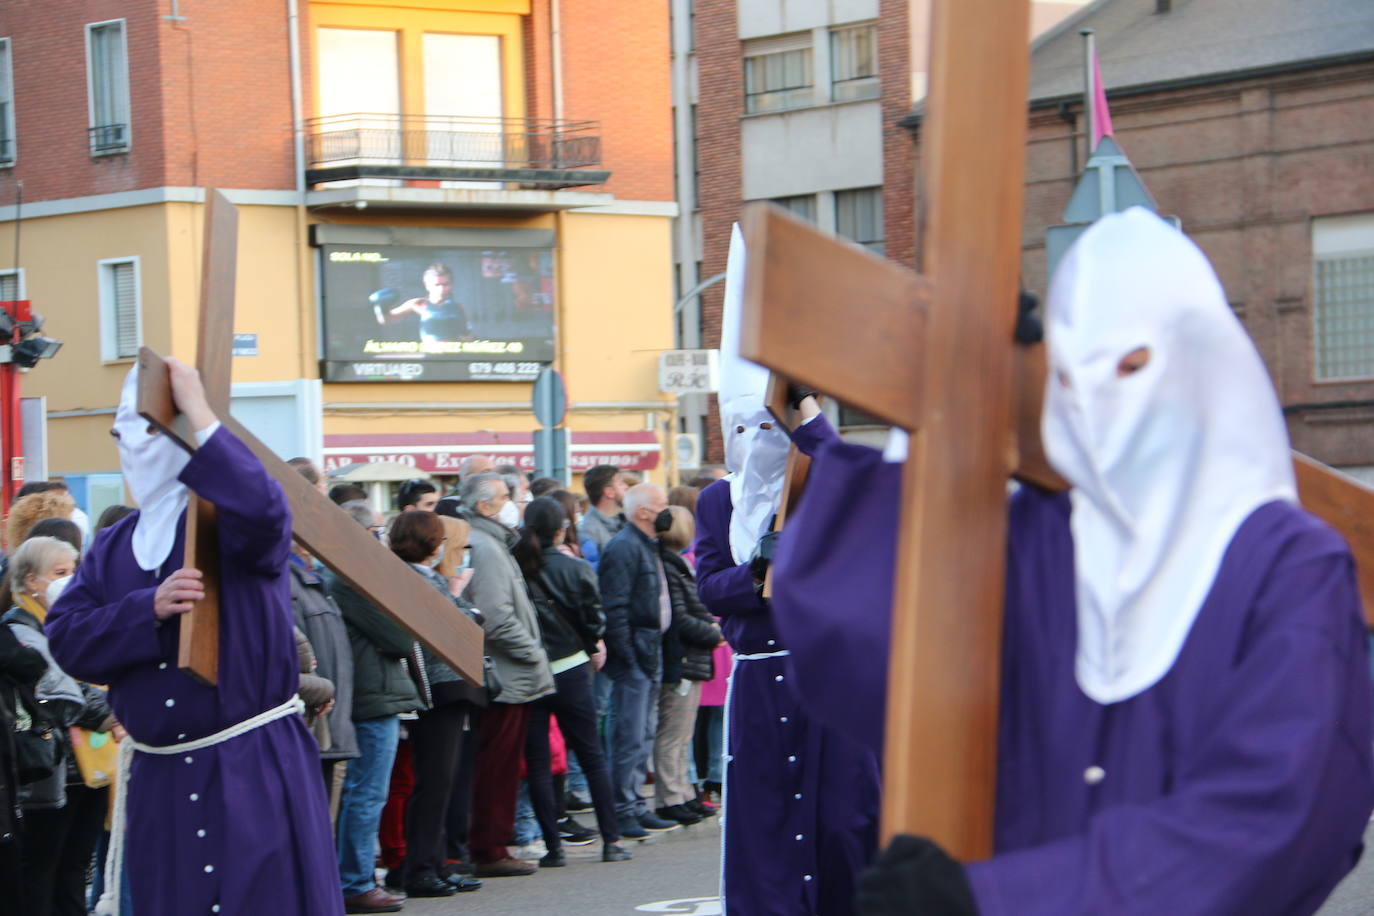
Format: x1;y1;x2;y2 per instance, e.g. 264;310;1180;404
514;497;632;867
654;506;722;826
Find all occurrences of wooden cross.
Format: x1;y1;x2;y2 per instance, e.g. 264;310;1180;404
134;191;484;688
739;0;1374;861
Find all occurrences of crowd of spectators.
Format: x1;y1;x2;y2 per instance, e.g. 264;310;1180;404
0;461;732;914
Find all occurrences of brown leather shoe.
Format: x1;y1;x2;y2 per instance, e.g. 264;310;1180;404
344;886;405;913
473;856;538;877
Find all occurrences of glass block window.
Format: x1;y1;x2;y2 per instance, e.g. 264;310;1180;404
831;23;879;102
836;187;884;255
744;35;813;115
1314;254;1374;379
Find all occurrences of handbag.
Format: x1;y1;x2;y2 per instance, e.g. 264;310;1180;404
12;686;61;785
67;726;119;788
483;655;503;704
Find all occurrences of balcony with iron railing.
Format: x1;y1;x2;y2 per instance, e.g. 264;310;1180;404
305;114;610;190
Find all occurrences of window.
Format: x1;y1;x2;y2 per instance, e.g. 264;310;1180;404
99;258;140;361
1314;254;1374;379
690;104;700;209
744;34;813;114
0;39;14;165
0;269;21;301
831;23;879;102
836;187;884;255
86;20;130;154
770;194;817;223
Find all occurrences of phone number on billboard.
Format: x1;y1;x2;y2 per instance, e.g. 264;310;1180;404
469;362;542;377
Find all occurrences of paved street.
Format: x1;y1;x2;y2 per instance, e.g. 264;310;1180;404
392;814;1374;915
400;817;723;915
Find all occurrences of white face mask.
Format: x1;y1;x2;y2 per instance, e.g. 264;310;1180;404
718;223;792;565
497;500;520;528
1041;208;1296;704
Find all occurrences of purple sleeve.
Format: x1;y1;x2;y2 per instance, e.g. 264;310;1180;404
179;425;292;578
46;530;171;685
790;412;841;457
772;438;899;754
694;481;768;618
969;544;1374;916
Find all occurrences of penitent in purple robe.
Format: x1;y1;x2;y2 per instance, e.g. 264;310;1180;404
47;427;342;916
772;436;1374;915
696;413;881;916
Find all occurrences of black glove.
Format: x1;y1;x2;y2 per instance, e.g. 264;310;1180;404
856;835;979;916
1014;290;1042;344
787;383;819;411
748;530;779;584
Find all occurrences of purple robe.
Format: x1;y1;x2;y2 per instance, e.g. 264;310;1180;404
771;437;1374;915
47;426;342;916
696;413;881;916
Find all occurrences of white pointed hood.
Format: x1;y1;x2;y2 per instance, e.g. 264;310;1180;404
719;224;792;565
1041;207;1296;704
113;366;191;571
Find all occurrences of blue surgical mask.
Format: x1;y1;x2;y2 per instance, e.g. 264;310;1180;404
458;547;472;571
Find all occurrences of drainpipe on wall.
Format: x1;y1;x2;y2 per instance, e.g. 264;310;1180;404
287;0;315;416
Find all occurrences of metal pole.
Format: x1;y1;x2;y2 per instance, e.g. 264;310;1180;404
1081;29;1096;164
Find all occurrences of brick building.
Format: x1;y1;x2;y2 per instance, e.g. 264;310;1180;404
672;0;1089;465
1011;0;1374;476
0;0;677;511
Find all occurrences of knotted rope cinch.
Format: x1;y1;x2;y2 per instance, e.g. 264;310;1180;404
95;696;305;916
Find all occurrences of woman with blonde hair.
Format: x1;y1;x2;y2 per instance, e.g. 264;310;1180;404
653;506;722;825
6;490;75;551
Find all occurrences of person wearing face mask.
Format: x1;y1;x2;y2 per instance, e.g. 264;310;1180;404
597;482;684;838
5;536;117;916
768;209;1374;916
694;225;881;916
44;359;341;916
456;472;554;878
384;510;485;901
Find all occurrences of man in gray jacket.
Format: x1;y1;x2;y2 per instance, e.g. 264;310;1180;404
460;473;554;877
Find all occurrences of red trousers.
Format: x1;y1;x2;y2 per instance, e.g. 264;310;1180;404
379;738;415;870
468;702;530;864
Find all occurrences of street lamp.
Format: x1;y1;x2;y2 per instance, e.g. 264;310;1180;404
0;300;63;509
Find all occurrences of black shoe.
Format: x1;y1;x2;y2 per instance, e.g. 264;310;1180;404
444;857;474;876
637;810;681;832
381;869;405;893
685;798;717;817
540;849;567;868
558;816;597;846
565;791;594;812
445;874;483;892
618;815;649;839
405;874;456;897
602;842;633;862
657;804;703;826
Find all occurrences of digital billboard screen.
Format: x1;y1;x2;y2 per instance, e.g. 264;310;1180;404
320;243;555;382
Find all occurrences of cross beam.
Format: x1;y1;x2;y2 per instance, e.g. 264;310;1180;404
134;191;483;687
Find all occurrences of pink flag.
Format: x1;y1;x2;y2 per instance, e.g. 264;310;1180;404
1092;51;1115;148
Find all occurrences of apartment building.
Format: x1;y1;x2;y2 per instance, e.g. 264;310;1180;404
0;0;677;513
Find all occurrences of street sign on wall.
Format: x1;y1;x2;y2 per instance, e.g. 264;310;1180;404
658;349;719;394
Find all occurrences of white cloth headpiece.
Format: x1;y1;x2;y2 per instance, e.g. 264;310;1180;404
1041;207;1296;704
719;224;792;565
113;366;190;571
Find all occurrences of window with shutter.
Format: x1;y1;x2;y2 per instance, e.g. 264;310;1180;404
0;272;18;302
100;259;140;361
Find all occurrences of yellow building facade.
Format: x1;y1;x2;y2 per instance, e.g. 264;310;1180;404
0;0;677;514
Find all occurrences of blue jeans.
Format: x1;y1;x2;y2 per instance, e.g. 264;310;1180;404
513;782;539;846
337;715;401;896
609;664;657;818
596;669;616;758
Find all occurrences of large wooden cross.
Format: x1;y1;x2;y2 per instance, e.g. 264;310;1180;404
134;191;483;688
739;0;1374;861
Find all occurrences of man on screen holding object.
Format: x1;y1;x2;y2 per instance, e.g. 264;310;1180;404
45;358;341;916
375;262;475;343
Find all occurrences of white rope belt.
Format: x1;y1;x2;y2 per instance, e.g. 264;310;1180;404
96;696;305;916
733;649;790;661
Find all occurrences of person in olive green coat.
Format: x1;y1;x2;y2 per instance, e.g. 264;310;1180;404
326;500;421;910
